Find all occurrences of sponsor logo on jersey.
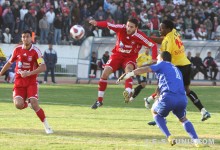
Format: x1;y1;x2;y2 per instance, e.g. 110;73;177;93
18;61;22;68
119;48;132;53
28;56;32;61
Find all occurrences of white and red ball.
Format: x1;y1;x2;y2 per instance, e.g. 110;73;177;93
70;25;85;40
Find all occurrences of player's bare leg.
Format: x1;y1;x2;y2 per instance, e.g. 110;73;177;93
91;66;113;109
13;97;28;109
123;64;134;103
29;98;53;134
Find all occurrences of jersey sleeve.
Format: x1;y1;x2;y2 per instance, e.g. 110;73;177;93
96;21;123;33
35;47;45;65
150;62;162;72
8;48;17;63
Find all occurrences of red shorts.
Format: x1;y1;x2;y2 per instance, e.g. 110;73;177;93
105;53;137;72
13;82;39;100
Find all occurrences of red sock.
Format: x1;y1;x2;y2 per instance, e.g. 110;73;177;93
22;101;28;109
36;108;46;122
125;78;133;89
152;93;157;99
97;78;107;102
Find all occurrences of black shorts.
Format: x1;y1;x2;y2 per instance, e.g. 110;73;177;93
176;64;191;86
136;75;147;84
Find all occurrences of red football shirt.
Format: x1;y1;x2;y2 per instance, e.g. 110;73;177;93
96;21;157;59
9;44;44;87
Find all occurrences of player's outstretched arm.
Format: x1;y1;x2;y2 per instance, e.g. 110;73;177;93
89;20;97;26
150;36;164;44
116;66;153;83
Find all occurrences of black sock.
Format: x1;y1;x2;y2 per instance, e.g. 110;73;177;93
187;90;204;111
132;85;144;98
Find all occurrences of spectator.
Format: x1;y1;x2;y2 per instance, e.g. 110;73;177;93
187;51;196;79
94;6;106;21
36;7;46;36
2;6;15;33
2;28;12;43
92;26;102;37
19;4;28;31
215;23;220;41
39;15;49;44
53;14;62;45
89;51;98;78
71;2;80;25
114;5;123;24
191;53;209;80
43;44;57;84
80;4;91;23
203;51;219;80
45;7;55;31
99;51;109;75
185;27;196;40
151;12;160;30
196;24;208;40
23;10;32;30
204;16;213;40
62;12;71;42
12;29;21;44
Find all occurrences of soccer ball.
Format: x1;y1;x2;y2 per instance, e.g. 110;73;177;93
70;25;85;40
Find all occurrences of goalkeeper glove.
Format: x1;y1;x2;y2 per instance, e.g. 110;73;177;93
116;71;135;84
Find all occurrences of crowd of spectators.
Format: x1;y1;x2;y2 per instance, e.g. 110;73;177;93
187;51;219;80
1;0;220;45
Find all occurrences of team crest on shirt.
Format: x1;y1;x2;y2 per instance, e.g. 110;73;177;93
28;56;32;61
131;41;135;45
119;41;124;48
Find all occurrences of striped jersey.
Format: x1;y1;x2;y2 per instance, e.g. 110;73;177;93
96;21;157;59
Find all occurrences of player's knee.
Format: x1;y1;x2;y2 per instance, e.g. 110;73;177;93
30;101;39;111
15;103;24;109
141;83;146;88
179;117;187;123
151;109;157;115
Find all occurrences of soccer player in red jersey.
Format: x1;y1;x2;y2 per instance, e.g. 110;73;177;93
89;18;157;109
0;30;53;134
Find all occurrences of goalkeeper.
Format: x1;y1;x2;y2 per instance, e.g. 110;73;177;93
117;51;202;147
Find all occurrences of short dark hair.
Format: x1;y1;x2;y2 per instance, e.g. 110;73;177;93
162;20;174;30
22;30;32;37
161;51;171;62
127;18;139;27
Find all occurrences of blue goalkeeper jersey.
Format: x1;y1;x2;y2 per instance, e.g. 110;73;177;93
150;61;185;95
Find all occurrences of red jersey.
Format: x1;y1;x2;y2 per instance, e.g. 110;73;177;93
96;21;157;59
9;44;44;87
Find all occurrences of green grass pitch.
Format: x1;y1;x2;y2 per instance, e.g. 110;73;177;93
0;83;219;150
